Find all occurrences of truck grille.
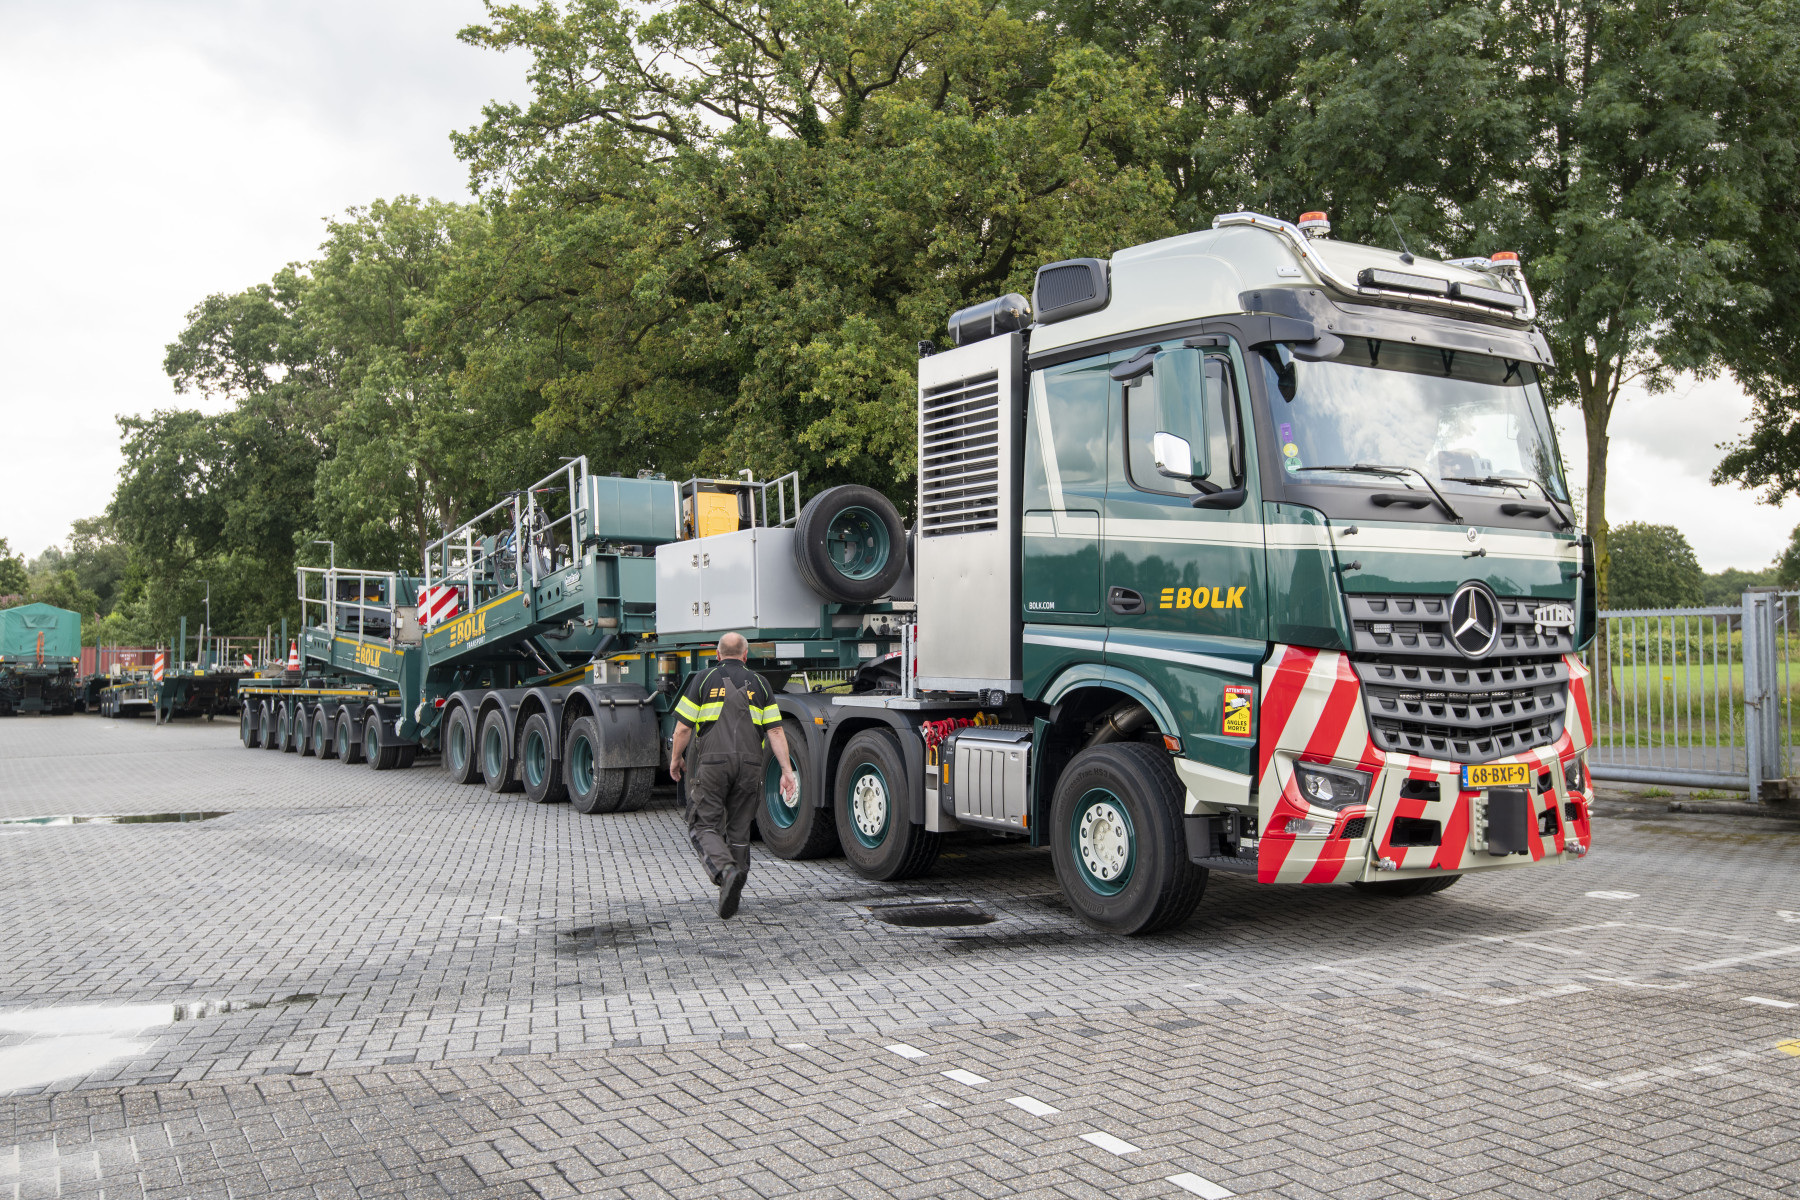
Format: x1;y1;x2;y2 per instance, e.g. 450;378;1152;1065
919;371;1001;537
1347;592;1570;763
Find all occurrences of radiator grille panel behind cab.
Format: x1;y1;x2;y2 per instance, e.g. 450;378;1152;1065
920;371;1000;537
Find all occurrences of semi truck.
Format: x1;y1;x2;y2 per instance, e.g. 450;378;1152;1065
0;602;82;715
236;210;1596;934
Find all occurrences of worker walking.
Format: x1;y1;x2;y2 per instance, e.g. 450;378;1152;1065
669;632;797;918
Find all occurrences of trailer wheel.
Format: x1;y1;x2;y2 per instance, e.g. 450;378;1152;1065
565;716;624;813
760;718;836;859
793;485;908;603
834;728;939;880
280;702;301;753
315;707;339;759
240;703;257;749
396;745;416;769
443;706;479;784
519;712;566;804
336;709;365;764
1350;875;1462;897
299;706;319;757
617;767;654;812
366;715;403;770
479;709;522;792
261;703;280;750
1050;742;1207;936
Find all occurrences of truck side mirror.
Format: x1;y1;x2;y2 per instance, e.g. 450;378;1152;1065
1152;432;1196;480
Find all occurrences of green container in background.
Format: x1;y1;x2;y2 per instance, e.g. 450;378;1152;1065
0;603;82;661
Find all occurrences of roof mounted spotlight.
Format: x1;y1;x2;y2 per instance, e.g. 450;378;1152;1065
1297;211;1331;239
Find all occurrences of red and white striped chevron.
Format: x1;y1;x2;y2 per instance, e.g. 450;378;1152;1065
419;583;462;631
1254;645;1594;885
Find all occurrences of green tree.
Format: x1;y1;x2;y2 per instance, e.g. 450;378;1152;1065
449;0;1176;501
0;537;27;598
1701;565;1777;605
1608;521;1704;608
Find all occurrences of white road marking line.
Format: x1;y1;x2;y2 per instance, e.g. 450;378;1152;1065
780;1042;810;1048
1167;1172;1235;1199
885;1043;927;1059
1778;911;1800;923
1681;945;1800;973
1744;996;1799;1009
941;1068;987;1085
1006;1096;1058;1116
1079;1131;1140;1155
1585;890;1638;900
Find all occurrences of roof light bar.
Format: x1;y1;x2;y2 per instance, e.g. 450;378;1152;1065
1450;280;1526;310
1357;267;1450;296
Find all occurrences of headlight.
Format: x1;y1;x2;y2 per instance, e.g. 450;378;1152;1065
1292;761;1372;811
1563;756;1585;793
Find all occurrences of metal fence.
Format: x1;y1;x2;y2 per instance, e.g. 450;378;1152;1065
1586;589;1798;800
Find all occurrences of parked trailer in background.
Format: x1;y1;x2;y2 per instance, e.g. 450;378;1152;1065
0;603;82;715
238;210;1599;935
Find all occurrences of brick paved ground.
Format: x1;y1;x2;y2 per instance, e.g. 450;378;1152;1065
2;715;1798;1198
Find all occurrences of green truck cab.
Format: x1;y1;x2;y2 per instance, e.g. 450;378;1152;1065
241;211;1595;936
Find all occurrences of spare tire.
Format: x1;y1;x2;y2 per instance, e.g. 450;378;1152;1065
793;485;907;603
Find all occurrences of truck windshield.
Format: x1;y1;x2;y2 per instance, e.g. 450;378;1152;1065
1259;339;1569;501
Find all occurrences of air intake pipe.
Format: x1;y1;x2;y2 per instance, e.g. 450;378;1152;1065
1084;702;1154;749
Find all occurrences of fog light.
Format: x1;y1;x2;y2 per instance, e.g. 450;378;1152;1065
1284;817;1332;837
1293;761;1373;811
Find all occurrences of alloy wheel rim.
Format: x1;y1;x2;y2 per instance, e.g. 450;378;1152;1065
849;763;889;847
1072;789;1136;896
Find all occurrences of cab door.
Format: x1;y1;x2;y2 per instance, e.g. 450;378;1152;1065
1102;340;1267;774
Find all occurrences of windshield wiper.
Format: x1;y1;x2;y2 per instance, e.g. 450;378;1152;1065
1442;475;1574;531
1296;464;1463;523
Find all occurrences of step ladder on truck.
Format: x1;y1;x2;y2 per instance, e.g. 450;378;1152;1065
240;209;1600;935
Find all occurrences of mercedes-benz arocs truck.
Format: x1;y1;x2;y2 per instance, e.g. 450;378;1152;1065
239;210;1596;935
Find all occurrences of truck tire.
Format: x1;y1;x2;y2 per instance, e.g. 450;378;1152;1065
336;708;365;764
519;712;566;804
1350;875;1461;897
1049;742;1207;936
315;706;339;759
834;728;939;880
366;713;404;770
444;705;479;784
299;706;319;757
565;715;624;813
240;703;258;749
479;709;522;792
261;702;279;749
793;485;908;603
759;718;837;859
280;702;302;753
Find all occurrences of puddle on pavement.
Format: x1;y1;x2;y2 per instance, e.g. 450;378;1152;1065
0;812;231;827
870;901;997;928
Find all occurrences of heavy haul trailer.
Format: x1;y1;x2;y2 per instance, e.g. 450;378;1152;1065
0;603;82;715
236;209;1599;936
234;461;908;792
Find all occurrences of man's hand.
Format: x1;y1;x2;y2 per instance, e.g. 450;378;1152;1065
668;756;684;782
780;768;798;802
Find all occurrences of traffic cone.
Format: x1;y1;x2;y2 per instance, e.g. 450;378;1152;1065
287;641;299;671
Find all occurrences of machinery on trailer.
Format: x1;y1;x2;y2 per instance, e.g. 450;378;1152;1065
0;602;82;715
241;210;1597;935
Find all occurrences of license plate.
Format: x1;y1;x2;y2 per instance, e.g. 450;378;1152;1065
1462;762;1532;790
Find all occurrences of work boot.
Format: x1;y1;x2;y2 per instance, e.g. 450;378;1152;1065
717;866;746;919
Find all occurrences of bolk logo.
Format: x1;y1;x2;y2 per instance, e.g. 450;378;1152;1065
1449;580;1501;658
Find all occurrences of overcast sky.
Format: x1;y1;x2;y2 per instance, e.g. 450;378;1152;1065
1;1;1793;573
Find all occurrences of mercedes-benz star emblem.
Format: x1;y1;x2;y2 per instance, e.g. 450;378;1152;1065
1449;581;1501;658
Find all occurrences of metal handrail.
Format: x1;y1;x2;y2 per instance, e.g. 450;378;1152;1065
297;566;400;649
676;470;802;537
1210;211;1538;325
423;458;591;605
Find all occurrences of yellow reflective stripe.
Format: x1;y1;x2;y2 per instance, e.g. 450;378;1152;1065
674;696;702;721
751;704;781;726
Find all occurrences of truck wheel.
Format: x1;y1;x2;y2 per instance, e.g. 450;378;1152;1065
519;712;566;803
280;702;301;753
299;707;319;757
479;709;521;792
617;767;654;812
444;705;479;784
1050;742;1207;936
760;718;836;859
366;714;403;770
793;485;908;603
240;703;257;748
565;716;624;813
336;709;365;763
315;706;338;759
835;728;939;880
1350;875;1462;897
261;703;279;749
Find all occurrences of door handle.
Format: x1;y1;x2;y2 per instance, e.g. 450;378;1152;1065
1108;587;1146;615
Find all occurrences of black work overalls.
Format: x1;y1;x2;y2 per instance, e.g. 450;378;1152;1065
686;672;764;883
